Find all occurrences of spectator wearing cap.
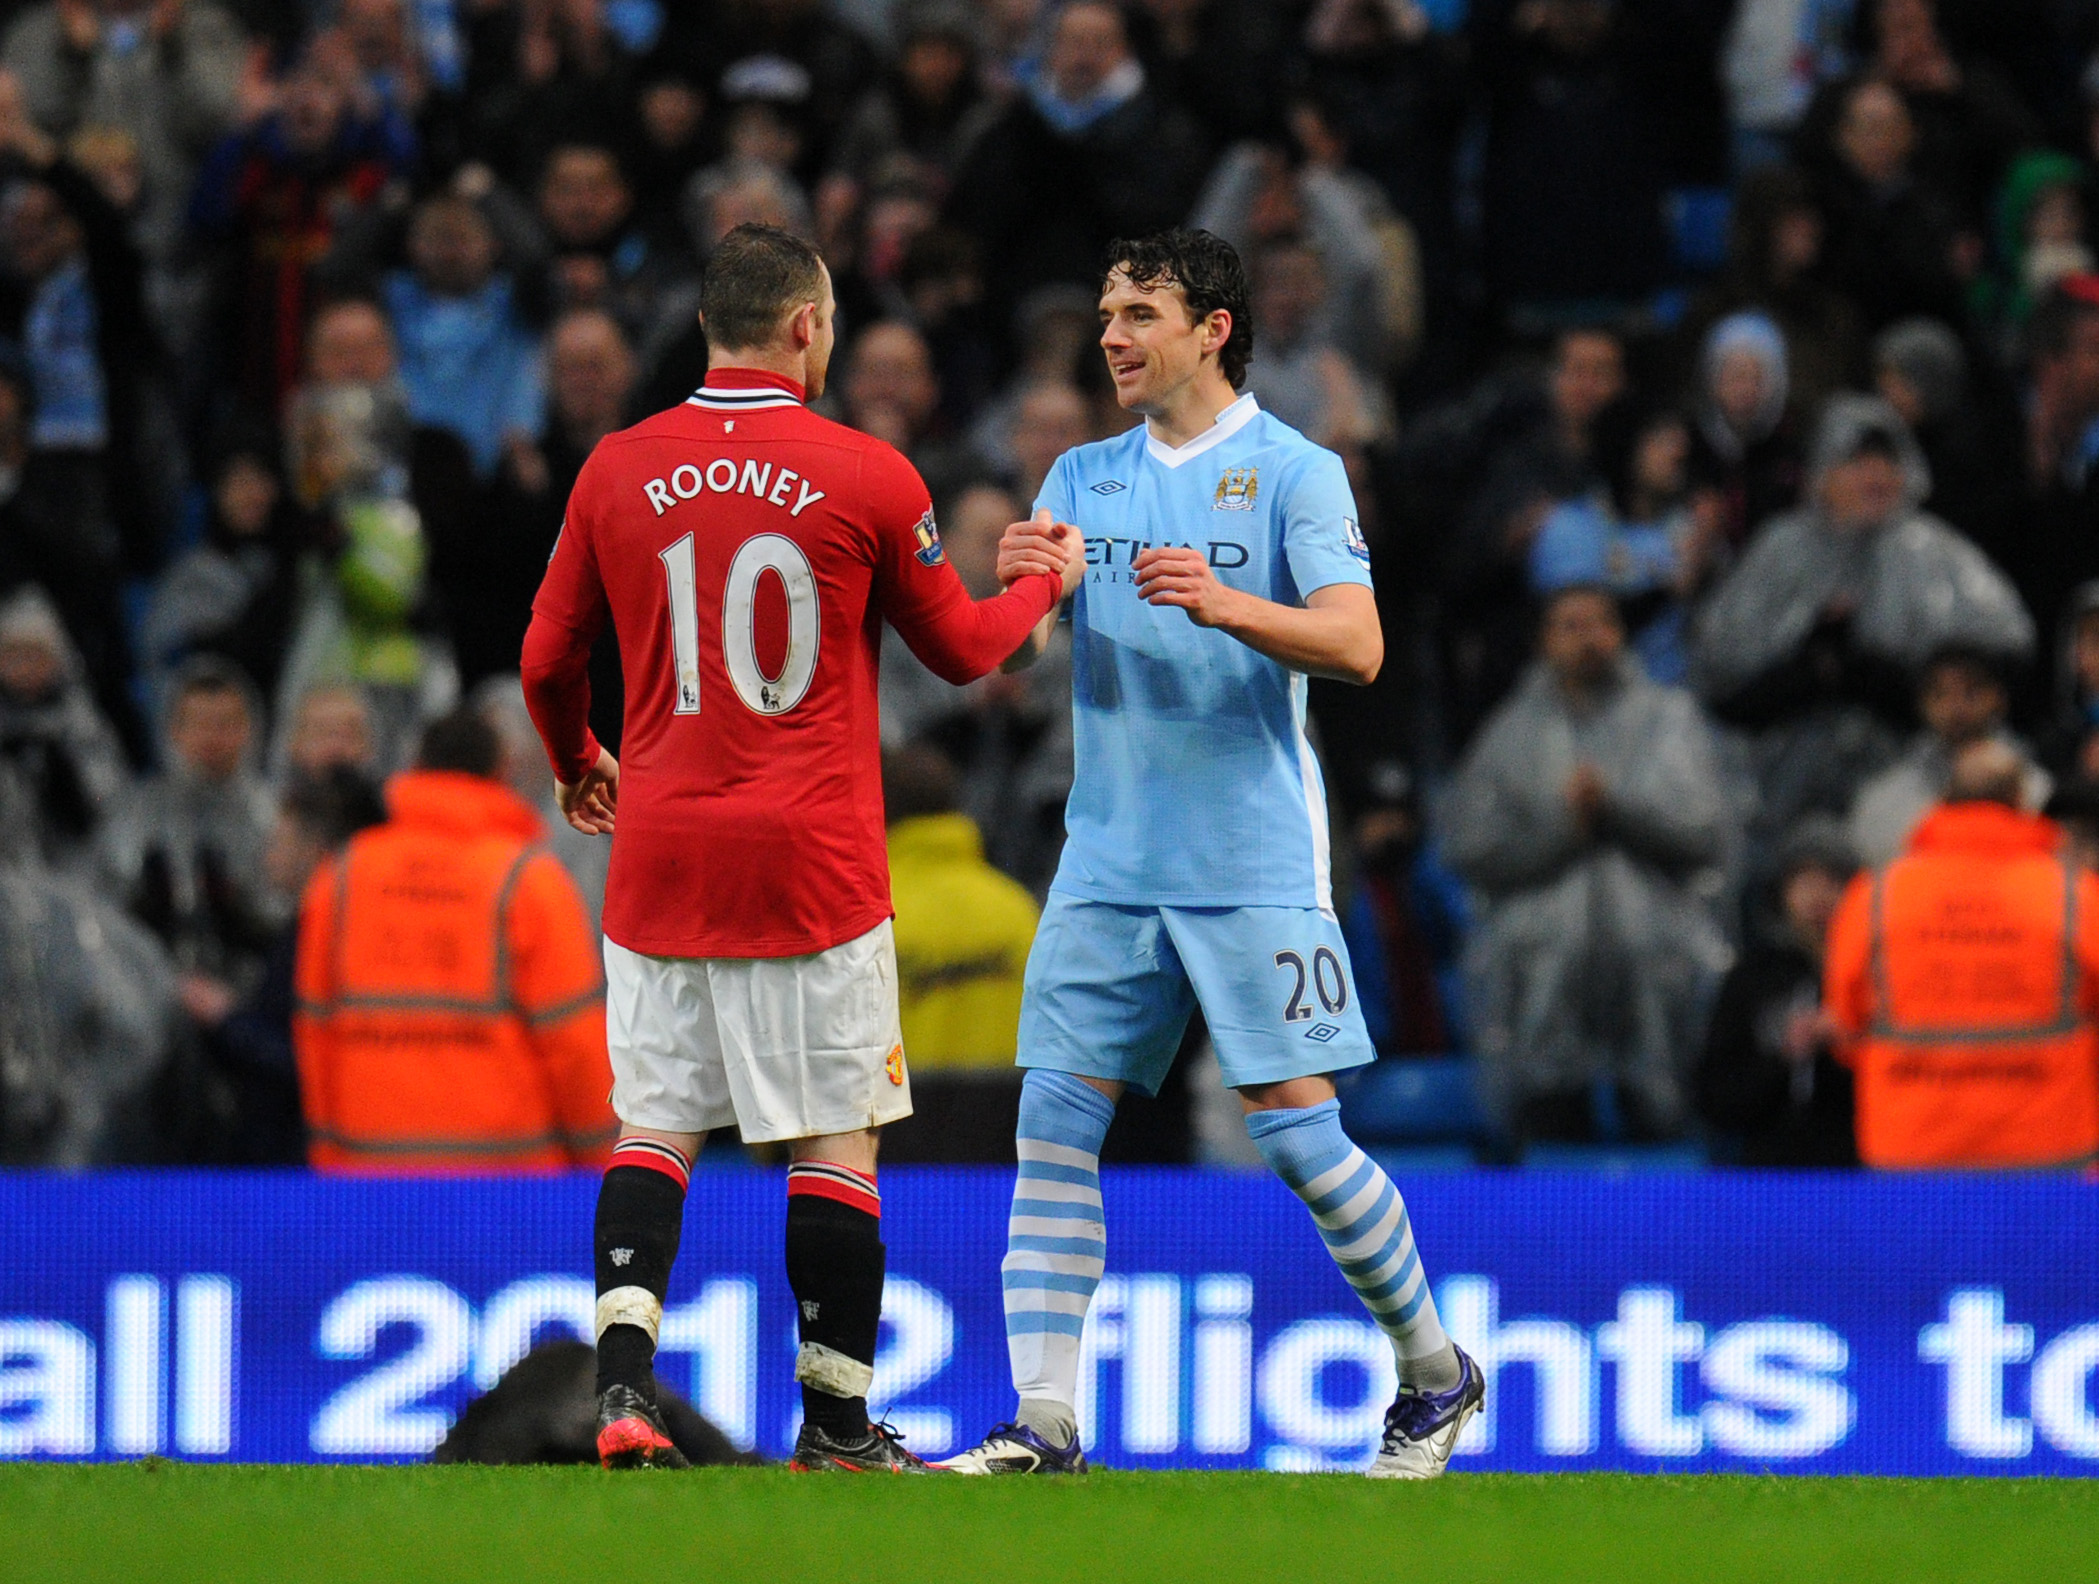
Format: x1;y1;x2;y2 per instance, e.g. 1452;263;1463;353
1696;815;1859;1166
0;582;127;868
1339;759;1470;1059
1693;393;2034;858
293;708;615;1174
100;655;277;981
1825;738;2099;1169
1447;586;1734;1144
2038;581;2099;783
1848;645;2048;869
1873;315;2017;554
946;0;1209;300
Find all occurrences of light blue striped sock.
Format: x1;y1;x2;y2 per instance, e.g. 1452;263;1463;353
1003;1069;1117;1439
1247;1100;1458;1390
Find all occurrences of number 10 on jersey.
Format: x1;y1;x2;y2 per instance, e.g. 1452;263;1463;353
660;531;823;716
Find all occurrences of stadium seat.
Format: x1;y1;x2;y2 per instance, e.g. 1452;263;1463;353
1666;187;1734;276
1337;1057;1484;1144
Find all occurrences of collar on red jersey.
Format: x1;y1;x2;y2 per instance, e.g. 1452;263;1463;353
687;369;806;410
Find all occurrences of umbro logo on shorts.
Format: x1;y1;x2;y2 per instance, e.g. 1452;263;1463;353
1305;1023;1340;1043
1090;480;1126;495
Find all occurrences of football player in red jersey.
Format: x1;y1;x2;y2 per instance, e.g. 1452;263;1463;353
522;225;1082;1471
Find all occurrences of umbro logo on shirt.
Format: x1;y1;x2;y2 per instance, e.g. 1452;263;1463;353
1090;480;1126;495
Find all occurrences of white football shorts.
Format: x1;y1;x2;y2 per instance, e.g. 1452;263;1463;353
603;920;912;1144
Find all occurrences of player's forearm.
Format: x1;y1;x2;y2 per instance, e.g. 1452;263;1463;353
1000;608;1059;673
902;573;1062;685
1212;590;1383;684
519;611;602;784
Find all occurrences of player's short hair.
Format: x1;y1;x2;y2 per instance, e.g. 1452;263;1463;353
415;709;503;780
701;223;827;353
1101;228;1254;390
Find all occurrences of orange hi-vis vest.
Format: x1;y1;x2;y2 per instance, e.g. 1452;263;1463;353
1825;802;2099;1169
294;771;617;1173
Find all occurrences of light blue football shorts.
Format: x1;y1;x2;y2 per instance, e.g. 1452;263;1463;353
1017;893;1377;1094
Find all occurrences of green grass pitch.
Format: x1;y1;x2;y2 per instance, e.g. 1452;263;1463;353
3;1465;2093;1584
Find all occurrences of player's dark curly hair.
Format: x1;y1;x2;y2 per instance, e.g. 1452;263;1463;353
1101;228;1254;390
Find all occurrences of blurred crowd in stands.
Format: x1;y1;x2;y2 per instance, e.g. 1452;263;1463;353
7;0;2099;1172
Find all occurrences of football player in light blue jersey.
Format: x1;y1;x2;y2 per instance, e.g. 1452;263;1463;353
942;230;1482;1479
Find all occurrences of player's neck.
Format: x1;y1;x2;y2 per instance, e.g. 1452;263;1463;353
707;350;809;397
1141;369;1242;451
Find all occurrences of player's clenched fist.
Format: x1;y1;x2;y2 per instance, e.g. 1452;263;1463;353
999;507;1086;597
1134;545;1241;628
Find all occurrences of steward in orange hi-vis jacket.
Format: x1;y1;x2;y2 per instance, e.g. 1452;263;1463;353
1825;748;2099;1170
294;714;616;1173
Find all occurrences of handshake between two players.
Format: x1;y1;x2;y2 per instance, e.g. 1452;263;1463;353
523;221;1481;1478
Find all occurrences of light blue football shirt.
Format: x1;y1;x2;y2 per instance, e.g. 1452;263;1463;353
1035;394;1373;910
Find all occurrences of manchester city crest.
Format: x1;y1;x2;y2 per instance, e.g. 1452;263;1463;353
1214;467;1259;511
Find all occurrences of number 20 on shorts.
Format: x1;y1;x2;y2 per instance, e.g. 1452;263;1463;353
1275;946;1348;1023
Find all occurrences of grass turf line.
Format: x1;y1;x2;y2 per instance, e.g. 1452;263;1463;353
3;1466;2093;1584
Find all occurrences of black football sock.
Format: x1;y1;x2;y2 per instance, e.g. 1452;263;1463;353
594;1139;691;1400
785;1162;886;1437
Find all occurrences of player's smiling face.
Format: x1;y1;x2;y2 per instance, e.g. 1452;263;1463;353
1098;268;1223;415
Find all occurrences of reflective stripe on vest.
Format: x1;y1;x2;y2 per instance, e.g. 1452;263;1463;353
1867;855;2082;1044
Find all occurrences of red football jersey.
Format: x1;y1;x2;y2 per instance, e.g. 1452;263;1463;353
522;369;1060;958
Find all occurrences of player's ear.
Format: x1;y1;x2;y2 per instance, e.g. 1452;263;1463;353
1204;309;1232;357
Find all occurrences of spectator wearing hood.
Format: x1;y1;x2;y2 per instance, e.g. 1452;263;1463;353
1872;315;2018;554
0;763;174;1166
0;582;126;868
1980;150;2093;333
1695;815;1859;1166
1447;586;1734;1144
945;0;1209;300
1685;311;1804;553
1847;644;2049;867
1683;163;1864;419
100;655;277;982
1692;393;2034;855
2036;581;2099;783
140;430;305;719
